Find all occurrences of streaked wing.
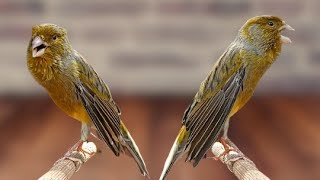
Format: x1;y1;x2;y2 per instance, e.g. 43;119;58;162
184;66;246;166
71;51;149;177
73;53;123;156
75;82;122;156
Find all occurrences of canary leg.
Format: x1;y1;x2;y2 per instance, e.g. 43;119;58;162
60;123;91;155
81;123;90;141
220;137;233;153
206;119;232;160
63;122;89;154
210;137;234;161
221;118;234;153
221;118;242;153
74;123;95;155
213;118;237;160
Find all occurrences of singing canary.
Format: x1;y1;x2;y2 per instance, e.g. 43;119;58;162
160;15;294;179
27;24;149;178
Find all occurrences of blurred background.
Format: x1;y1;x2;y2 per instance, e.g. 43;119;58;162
0;0;319;179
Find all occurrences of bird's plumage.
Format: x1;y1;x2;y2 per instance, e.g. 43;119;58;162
27;23;149;178
160;67;246;179
160;15;293;180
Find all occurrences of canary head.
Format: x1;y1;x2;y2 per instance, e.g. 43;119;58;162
239;15;294;48
28;24;70;59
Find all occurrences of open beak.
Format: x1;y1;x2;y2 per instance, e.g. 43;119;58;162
32;36;47;58
279;23;295;44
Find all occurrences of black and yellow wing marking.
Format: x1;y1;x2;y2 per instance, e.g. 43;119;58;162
183;67;246;166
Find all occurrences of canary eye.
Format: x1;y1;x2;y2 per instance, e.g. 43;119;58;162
268;21;274;26
52;35;57;40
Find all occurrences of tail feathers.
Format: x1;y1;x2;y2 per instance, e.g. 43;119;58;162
120;123;150;178
160;127;188;180
159;142;182;180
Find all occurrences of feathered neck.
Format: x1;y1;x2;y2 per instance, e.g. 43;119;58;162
236;26;282;56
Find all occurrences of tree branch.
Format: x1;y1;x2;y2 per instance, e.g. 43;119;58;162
39;140;97;180
211;140;270;180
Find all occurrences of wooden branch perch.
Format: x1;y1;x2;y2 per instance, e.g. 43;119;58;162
211;140;270;180
39;140;97;180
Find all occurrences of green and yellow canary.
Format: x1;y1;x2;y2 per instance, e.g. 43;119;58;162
27;24;149;178
160;15;294;179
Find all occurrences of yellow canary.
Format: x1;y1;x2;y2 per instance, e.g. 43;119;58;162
27;24;149;178
160;15;294;179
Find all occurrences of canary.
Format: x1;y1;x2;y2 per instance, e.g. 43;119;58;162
159;15;294;179
27;24;149;178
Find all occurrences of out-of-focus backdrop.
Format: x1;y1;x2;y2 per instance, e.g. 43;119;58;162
0;0;319;179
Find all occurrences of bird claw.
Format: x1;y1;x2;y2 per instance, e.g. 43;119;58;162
76;141;96;156
214;137;237;160
65;140;96;157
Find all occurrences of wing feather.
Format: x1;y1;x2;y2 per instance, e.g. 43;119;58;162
72;54;149;176
75;83;122;156
183;67;246;166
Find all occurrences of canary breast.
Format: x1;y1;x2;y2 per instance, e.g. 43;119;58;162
230;50;278;117
28;59;91;124
47;84;91;124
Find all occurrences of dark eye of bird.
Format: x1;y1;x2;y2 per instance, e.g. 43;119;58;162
52;35;57;40
268;21;274;26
